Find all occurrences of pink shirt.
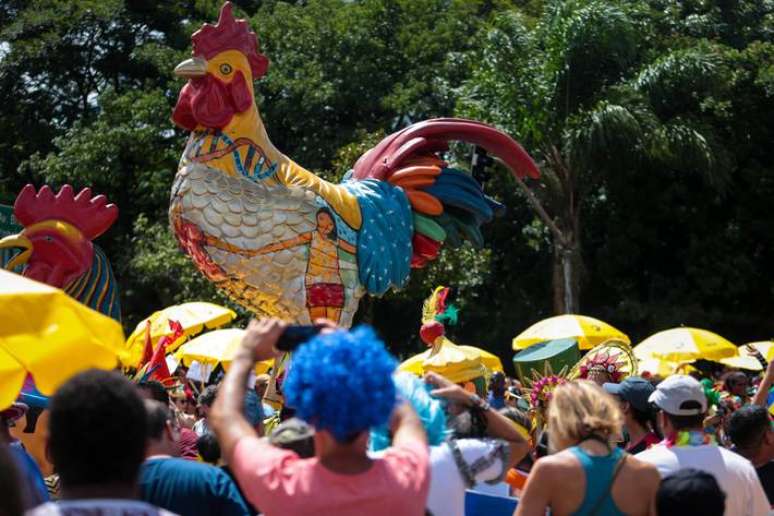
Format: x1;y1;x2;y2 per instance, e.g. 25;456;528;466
231;436;430;516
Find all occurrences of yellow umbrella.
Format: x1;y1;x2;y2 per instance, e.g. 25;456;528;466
175;329;273;375
399;337;490;384
637;358;680;377
0;270;125;409
636;327;738;363
513;314;630;351
125;302;237;366
744;341;774;361
400;342;503;377
719;355;763;371
465;346;504;373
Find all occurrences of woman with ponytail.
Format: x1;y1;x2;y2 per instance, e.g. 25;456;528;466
515;381;660;516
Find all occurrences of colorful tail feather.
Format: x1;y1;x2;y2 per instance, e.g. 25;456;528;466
346;118;539;293
357;118;538;269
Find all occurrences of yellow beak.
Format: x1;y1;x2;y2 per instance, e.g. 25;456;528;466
174;57;208;79
0;234;33;271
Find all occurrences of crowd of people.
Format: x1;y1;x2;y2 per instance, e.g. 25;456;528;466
2;318;774;515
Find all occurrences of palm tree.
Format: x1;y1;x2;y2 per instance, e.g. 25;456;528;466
458;0;727;313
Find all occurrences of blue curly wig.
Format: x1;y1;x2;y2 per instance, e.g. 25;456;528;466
370;372;448;452
283;325;398;442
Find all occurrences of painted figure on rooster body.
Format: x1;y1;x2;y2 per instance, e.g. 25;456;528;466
170;2;541;327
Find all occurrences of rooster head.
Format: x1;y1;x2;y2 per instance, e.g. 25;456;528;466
0;185;118;288
172;2;269;132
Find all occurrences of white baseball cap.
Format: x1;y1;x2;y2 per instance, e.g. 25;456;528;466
648;375;707;416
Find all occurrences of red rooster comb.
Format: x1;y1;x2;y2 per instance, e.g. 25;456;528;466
191;2;269;79
14;184;119;240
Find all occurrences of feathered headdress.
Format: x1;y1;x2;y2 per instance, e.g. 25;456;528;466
421;286;459;325
522;362;569;410
569;339;636;384
420;286;459;345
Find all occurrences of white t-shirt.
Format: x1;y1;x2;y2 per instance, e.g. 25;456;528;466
427;439;510;516
192;418;210;437
636;443;770;516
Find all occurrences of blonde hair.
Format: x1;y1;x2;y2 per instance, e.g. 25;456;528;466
547;380;623;452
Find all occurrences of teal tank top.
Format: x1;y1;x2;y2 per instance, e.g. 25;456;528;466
568;445;625;516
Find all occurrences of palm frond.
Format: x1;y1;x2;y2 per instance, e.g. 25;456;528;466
635;45;727;118
647;120;729;189
540;1;642;117
564;102;642;172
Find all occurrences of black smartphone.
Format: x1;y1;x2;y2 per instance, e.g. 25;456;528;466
275;325;324;352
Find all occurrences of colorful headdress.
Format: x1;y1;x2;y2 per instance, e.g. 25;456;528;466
420;286;459;345
569;339;636;384
421;286;459;325
523;362;569;410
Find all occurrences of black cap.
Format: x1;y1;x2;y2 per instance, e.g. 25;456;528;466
603;376;655;413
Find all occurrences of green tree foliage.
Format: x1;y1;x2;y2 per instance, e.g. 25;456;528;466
1;0;772;368
457;0;774;347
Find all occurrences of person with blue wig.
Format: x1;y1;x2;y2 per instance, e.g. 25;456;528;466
210;318;430;516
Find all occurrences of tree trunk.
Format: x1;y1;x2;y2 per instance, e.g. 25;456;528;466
552;238;581;314
505;146;583;314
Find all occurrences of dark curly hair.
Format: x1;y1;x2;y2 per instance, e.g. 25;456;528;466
137;380;169;406
197;432;222;464
49;369;147;487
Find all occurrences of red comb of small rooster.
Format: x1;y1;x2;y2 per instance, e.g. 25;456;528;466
14;184;118;240
191;2;269;79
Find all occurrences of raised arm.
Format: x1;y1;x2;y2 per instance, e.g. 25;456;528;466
255;233;312;255
752;355;774;407
211;318;286;462
337;238;357;255
390;401;428;449
205;233;311;257
424;372;530;469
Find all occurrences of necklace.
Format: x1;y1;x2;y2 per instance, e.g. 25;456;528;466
666;430;716;448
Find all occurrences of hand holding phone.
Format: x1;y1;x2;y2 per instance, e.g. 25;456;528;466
275;325;325;352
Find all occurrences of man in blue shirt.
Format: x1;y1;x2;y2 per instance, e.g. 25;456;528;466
139;400;251;516
27;370;171;516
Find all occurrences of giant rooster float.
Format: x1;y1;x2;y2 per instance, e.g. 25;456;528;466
170;2;540;326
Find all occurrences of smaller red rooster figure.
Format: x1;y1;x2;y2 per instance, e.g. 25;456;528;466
0;184;121;321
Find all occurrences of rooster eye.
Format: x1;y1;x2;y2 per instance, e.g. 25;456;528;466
219;64;233;75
